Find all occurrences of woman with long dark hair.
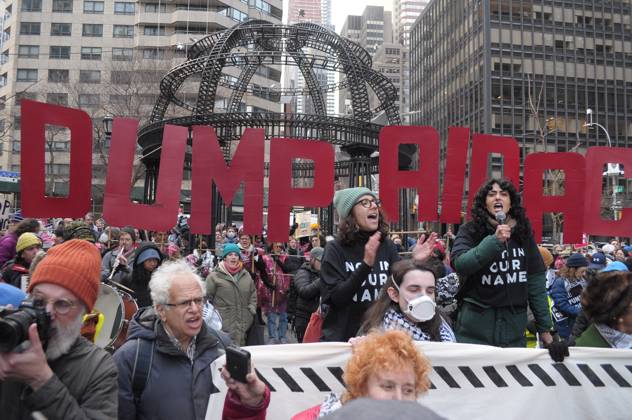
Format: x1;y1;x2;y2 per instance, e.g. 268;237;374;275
361;259;455;342
450;178;553;347
320;187;437;342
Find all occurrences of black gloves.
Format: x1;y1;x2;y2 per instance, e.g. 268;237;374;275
545;337;569;363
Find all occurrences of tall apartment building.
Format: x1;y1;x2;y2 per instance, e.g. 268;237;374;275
411;0;632;232
0;0;282;208
286;0;334;115
393;0;428;47
339;6;395;116
372;42;410;122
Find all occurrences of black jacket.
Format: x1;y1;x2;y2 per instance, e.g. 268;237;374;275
320;236;400;341
294;262;321;319
119;243;164;308
113;307;226;420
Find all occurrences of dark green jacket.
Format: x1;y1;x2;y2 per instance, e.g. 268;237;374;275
451;223;552;333
575;324;611;348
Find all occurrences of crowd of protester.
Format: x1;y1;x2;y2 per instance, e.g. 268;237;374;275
0;178;631;419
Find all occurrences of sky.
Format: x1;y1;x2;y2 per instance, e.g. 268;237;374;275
332;0;393;33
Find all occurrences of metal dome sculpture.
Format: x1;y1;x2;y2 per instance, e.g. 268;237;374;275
138;20;403;232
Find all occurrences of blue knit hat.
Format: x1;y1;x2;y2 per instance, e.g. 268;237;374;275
136;248;161;265
222;243;241;259
333;187;377;219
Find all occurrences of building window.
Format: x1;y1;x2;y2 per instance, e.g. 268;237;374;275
144;3;166;12
18;45;39;58
81;47;102;60
21;0;42;12
50;23;72;36
47;93;68;106
19;22;41;35
110;94;129;105
142;48;164;59
111;71;132;84
114;2;135;14
15;92;37;105
79;70;101;83
48;69;69;83
112;47;133;61
17;69;38;82
83;1;104;14
113;25;134;38
52;0;73;12
143;25;166;36
78;94;99;107
49;45;70;59
0;73;7;88
82;24;103;37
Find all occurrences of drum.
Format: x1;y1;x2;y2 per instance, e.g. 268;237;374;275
91;283;138;350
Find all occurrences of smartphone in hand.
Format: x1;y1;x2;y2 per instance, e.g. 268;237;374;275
225;346;251;383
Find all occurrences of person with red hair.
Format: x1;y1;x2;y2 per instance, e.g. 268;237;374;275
292;330;432;419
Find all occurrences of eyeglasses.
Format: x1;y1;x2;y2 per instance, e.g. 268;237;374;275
31;294;79;315
165;297;205;310
356;198;381;208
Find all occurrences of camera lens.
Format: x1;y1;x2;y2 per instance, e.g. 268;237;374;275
0;311;32;352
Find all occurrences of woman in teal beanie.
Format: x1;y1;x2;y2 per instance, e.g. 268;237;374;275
319;187;438;341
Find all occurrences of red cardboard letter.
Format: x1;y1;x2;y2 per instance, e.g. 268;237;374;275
584;147;632;237
20;100;91;217
466;134;520;215
189;127;265;235
440;127;469;224
379;126;440;222
103;119;187;231
523;152;585;243
268;139;334;242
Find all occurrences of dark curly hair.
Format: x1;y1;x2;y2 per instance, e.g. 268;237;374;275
470;178;533;244
337;207;389;246
14;218;40;237
581;271;632;329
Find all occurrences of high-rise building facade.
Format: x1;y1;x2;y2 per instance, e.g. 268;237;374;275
411;0;632;230
393;0;428;47
0;0;282;207
339;6;395;116
286;0;334;116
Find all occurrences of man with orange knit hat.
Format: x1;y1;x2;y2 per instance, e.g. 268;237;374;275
0;239;118;420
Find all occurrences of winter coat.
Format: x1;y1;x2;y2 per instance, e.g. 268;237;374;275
207;262;257;346
575;324;611;348
119;242;164;308
450;221;552;347
0;256;30;288
0;232;17;268
114;307;269;420
549;276;586;339
260;254;292;313
101;247;135;282
0;336;118;420
294;262;321;320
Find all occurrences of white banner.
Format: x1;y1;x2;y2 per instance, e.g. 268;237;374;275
206;342;632;420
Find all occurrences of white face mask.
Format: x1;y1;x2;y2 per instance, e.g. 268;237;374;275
392;280;436;322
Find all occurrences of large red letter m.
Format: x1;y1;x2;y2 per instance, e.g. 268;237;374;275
189;127;265;235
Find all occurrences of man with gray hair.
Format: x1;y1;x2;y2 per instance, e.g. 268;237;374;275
114;260;270;420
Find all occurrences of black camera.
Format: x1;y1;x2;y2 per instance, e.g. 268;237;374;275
0;298;51;352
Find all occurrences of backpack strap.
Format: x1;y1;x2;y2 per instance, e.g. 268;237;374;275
131;338;155;405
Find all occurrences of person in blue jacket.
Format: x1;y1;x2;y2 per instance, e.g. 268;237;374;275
549;253;588;340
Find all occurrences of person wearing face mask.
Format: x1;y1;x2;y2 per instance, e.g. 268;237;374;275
292;330;436;420
320;187;438;342
450;179;554;348
360;260;455;342
206;243;257;346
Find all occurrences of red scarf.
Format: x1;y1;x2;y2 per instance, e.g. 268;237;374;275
224;261;243;275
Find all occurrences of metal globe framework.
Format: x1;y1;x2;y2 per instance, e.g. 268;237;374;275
138;20;404;234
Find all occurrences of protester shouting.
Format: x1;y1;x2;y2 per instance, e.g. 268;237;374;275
320;187;437;342
450;178;553;347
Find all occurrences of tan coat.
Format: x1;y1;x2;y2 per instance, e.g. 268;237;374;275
206;262;257;346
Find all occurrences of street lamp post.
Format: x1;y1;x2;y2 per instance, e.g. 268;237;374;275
584;108;621;220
